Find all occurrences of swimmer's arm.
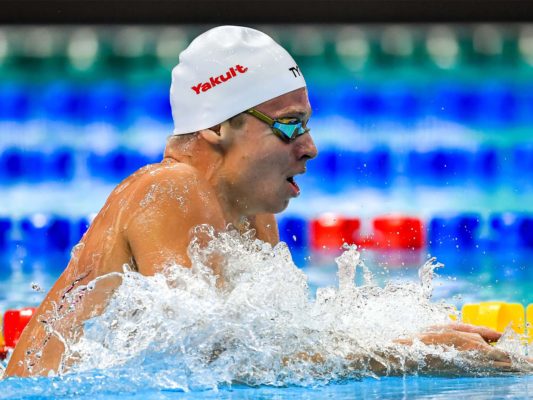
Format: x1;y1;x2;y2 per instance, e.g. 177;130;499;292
287;324;531;376
378;323;530;373
4;269;123;377
126;173;226;277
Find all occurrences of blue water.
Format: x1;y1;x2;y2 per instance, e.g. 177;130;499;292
1;246;532;399
1;373;532;399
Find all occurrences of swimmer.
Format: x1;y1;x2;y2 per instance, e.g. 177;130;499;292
4;26;526;377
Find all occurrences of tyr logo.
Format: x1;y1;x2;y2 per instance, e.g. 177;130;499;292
288;65;301;77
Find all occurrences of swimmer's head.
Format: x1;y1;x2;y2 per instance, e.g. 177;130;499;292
170;26;306;135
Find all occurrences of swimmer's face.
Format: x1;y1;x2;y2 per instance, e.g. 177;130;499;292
222;87;318;215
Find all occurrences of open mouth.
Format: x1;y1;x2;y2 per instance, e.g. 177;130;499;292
286;176;300;195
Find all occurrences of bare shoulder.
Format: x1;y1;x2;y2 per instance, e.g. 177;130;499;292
123;161;226;273
127;161;219;214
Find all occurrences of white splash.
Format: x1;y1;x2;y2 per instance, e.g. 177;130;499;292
54;227;531;390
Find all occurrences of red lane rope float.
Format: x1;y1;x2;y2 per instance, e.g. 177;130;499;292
310;213;361;252
0;307;36;360
371;215;425;250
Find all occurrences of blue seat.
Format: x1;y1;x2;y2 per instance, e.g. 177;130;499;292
74;216;92;244
340;86;386;125
48;149;76;181
303;148;339;192
513;145;533;189
42;83;84;122
137;84;172;123
277;215;308;252
518;216;533;249
0;147;76;183
0;148;48;183
429;214;482;250
518;85;533;125
490;213;533;249
383;85;422;124
0;217;12;251
88;149;151;182
0;148;24;182
407;149;473;185
0;84;31;120
431;84;482;124
475;147;500;181
84;82;129;125
20;215;73;254
337;148;392;188
24;150;46;183
47;217;72;253
20;215;51;253
306;84;335;118
479;84;518;128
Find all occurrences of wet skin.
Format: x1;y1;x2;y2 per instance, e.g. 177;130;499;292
4;87;317;377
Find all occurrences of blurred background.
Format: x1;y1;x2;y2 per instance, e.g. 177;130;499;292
0;24;532;309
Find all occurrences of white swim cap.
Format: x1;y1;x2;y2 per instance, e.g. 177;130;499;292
170;26;306;135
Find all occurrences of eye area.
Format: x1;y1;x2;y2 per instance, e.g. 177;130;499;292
277;117;303;125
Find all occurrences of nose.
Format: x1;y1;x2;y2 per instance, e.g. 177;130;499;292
295;132;318;161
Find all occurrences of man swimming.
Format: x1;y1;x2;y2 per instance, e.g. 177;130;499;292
4;26;522;377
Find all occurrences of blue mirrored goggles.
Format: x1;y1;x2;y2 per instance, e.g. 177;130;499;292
246;108;310;143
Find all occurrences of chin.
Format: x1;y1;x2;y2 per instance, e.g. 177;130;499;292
253;191;291;215
268;199;290;214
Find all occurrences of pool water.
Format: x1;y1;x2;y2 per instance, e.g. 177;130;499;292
0;237;532;399
0;375;532;399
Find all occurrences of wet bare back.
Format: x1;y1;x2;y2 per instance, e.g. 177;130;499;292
4;159;279;377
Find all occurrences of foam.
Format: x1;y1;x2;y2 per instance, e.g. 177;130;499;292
44;225;532;390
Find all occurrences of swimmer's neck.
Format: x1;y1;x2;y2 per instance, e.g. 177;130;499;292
163;144;255;229
163;139;221;183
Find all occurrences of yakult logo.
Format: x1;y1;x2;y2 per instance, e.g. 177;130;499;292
192;64;248;95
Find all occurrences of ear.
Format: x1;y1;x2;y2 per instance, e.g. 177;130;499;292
198;122;235;150
198;124;222;145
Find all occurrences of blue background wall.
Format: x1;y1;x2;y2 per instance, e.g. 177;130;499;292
0;25;532;276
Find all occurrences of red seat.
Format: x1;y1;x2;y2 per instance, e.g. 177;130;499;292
310;214;360;251
3;307;36;348
372;215;424;249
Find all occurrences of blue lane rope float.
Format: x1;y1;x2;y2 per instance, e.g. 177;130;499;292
0;212;531;255
1;146;530;187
